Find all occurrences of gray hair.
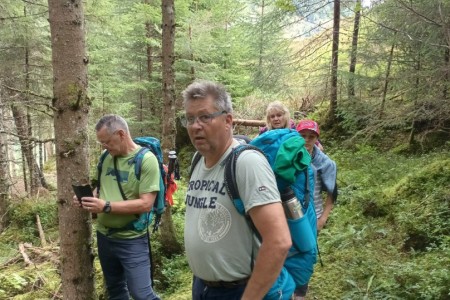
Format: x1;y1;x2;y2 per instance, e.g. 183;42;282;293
265;101;291;130
95;114;129;134
182;80;233;113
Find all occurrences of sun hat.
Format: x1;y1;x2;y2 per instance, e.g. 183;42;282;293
296;120;320;136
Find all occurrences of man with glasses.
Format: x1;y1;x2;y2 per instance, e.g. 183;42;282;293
182;80;292;300
74;114;161;300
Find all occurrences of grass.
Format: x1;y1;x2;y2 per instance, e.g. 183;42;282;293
1;146;449;299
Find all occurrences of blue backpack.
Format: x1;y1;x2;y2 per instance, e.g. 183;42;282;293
97;137;167;233
190;129;317;299
250;129;318;292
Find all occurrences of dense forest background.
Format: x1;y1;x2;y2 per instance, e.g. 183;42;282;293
0;0;449;299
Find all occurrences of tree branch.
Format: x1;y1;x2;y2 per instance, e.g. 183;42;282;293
0;130;54;144
2;84;53;101
22;0;48;8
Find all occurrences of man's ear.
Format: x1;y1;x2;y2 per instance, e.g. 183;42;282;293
116;129;126;139
225;113;233;129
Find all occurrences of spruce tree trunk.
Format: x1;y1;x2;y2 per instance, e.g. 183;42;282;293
161;0;182;255
0;94;10;232
348;0;361;98
48;0;95;298
380;40;395;119
145;0;157;120
328;0;340;125
11;101;43;195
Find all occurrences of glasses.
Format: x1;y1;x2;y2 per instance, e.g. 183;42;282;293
97;130;118;147
181;111;227;127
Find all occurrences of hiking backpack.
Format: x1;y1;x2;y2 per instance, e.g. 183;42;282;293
189;129;318;295
97;136;169;233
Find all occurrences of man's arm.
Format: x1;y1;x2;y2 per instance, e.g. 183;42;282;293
79;150;160;214
241;202;292;300
78;192;157;215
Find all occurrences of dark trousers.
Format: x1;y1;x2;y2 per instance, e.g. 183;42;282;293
192;276;246;300
97;231;160;300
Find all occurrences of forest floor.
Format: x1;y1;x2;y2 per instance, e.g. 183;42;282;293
1;146;449;299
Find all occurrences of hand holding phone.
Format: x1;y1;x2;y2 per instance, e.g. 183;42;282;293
72;184;94;203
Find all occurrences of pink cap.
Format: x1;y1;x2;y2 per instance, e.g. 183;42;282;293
296;120;320;136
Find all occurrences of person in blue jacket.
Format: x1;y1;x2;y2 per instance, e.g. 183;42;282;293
259;101;296;135
296;120;337;231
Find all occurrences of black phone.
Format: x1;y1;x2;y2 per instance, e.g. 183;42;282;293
72;184;94;203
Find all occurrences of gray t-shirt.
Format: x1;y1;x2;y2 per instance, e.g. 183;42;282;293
184;141;281;282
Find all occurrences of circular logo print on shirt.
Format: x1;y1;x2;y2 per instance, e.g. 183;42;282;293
198;202;232;243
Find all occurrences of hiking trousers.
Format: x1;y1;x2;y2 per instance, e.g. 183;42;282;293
192;276;246;300
97;231;160;300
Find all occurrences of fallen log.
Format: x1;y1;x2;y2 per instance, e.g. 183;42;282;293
233;119;265;127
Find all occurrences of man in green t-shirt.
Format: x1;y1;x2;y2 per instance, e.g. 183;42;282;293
74;114;160;300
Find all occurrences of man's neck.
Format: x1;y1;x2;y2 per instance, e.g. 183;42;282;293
204;137;233;168
115;140;139;157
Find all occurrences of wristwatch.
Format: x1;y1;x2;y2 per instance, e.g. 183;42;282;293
102;201;111;213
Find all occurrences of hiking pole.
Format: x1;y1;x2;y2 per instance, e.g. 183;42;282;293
317;243;324;267
167;150;177;181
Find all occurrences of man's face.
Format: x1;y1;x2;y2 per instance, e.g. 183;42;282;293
299;129;319;153
184;96;231;157
268;110;286;129
96;126;123;156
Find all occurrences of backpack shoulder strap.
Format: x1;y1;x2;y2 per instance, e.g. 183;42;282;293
223;144;265;210
303;167;310;209
113;156;128;200
131;147;151;180
189;151;203;178
223;144;265;242
96;150;110;195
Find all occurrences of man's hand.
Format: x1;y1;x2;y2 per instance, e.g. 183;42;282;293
78;196;106;214
72;195;82;207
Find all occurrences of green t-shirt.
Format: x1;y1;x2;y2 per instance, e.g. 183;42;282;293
96;147;160;239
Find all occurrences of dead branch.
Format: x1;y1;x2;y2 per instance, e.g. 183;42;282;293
0;253;21;269
51;283;62;300
19;243;34;266
24;243;59;265
2;84;55;103
0;130;55;144
36;214;47;247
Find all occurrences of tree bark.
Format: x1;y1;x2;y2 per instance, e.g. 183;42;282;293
380;40;395;119
189;24;195;80
348;0;361;98
144;0;158;131
0;90;10;232
47;0;95;298
328;0;341;125
409;52;421;145
11;101;43;195
161;0;182;255
444;48;449;99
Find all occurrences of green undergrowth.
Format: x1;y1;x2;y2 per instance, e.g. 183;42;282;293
1;146;449;299
308;146;450;299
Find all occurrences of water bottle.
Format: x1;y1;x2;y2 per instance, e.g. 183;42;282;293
281;187;316;253
281;187;303;219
